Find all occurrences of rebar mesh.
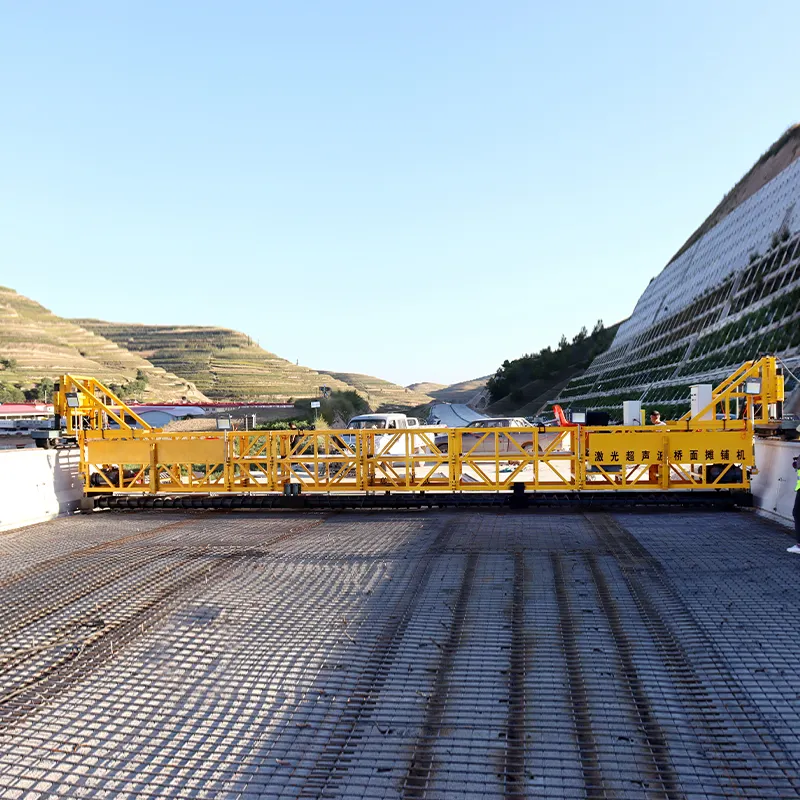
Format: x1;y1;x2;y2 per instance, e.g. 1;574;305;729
1;509;798;798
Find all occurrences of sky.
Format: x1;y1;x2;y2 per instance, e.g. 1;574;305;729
1;1;799;387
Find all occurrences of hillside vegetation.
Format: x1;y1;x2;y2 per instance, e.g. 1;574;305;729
0;287;207;402
406;382;446;395
74;320;358;401
76;321;430;407
428;376;489;404
487;321;619;414
318;371;433;410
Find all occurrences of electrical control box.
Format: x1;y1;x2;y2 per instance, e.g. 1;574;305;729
690;384;713;420
623;400;644;426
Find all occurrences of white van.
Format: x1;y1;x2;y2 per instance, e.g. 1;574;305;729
345;414;429;456
347;413;414;431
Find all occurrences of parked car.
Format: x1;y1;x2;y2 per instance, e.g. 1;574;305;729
342;414;428;456
433;417;564;455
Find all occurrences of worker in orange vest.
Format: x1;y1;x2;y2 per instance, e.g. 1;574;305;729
788;454;800;555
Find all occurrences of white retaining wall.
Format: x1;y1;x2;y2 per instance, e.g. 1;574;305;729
0;448;82;532
751;438;800;528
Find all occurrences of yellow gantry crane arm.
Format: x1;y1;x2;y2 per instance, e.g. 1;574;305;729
55;375;155;435
677;355;784;426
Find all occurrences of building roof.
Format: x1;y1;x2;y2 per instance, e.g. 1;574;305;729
0;403;53;417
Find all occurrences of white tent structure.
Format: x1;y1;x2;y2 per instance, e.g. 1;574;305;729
427;403;487;427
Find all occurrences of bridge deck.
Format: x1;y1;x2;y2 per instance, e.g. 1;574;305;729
0;509;798;799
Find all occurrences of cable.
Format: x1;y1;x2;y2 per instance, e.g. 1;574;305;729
778;356;800;384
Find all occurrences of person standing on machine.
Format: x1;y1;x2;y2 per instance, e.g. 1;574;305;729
788;454;800;555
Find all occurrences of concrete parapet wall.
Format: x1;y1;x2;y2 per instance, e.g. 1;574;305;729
751;439;800;528
0;448;82;532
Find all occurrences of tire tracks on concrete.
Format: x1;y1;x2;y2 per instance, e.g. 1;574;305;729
585;512;800;798
302;517;460;797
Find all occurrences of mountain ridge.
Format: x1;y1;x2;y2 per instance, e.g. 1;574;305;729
0;285;481;409
75;319;437;408
0;286;207;402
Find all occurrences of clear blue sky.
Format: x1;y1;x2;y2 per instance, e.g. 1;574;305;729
1;2;798;386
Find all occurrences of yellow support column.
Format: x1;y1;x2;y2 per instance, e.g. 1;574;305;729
449;430;459;492
224;432;233;492
367;432;376;490
274;432;285;492
150;441;159;494
79;429;90;492
575;428;585;491
356;431;366;492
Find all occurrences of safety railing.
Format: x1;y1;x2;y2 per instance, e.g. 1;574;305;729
79;423;754;494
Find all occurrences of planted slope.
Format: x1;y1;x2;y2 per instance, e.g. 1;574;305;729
75;320;356;401
0;286;207;401
489;322;620;415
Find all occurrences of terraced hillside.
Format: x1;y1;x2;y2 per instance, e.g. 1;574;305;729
428;376;489;404
0;287;207;401
318;371;433;410
75;321;362;402
406;381;446;395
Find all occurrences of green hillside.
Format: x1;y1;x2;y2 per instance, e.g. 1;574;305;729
74;320;378;402
487;321;620;415
0;287;207;402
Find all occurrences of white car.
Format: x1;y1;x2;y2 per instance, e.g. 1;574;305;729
434;417;563;455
